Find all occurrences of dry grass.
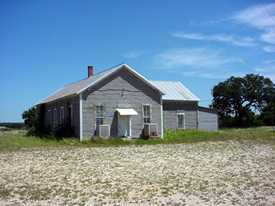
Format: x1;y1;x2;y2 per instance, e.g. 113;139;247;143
0;140;274;205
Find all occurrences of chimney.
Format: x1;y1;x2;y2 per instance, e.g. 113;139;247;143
88;66;93;77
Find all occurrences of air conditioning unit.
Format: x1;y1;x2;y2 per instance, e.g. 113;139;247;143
144;123;158;137
99;124;110;138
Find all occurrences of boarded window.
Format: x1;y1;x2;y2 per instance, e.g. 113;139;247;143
143;105;151;123
53;108;57;127
47;109;51;127
68;104;73;126
60;106;65;124
177;113;185;129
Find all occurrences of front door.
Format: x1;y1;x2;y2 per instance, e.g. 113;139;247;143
117;115;130;137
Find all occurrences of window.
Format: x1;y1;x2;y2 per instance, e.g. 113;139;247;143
96;105;104;126
60;106;65;124
143;105;151;123
177;113;185;129
68;104;73;125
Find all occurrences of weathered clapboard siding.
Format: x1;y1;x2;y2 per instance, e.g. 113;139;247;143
82;68;162;138
40;64;219;139
163;101;198;130
198;107;218;131
43;95;80;137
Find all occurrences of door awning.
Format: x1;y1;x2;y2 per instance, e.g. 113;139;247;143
116;108;138;116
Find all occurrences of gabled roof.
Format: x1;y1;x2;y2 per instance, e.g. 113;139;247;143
150;80;199;101
38;64;163;104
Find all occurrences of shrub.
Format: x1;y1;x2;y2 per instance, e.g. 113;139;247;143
22;107;44;136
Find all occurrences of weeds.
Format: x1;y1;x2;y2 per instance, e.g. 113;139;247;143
0;127;274;151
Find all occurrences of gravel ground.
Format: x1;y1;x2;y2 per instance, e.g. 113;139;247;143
0;141;274;206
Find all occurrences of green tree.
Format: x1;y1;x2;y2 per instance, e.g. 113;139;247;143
260;87;275;126
211;74;274;127
22;106;44;135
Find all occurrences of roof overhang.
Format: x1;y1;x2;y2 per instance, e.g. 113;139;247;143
35;93;77;106
162;99;199;102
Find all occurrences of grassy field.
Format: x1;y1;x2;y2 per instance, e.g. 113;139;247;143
0;127;274;151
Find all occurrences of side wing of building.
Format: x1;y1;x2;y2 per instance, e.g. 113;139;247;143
43;95;80;137
163;101;198;130
198;107;218;131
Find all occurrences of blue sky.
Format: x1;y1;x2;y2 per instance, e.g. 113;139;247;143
1;0;275;122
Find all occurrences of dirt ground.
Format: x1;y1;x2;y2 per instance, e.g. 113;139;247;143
0;141;274;205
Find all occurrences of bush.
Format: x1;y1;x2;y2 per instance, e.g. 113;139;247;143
22;107;44;136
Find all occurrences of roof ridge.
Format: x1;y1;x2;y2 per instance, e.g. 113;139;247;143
94;63;125;76
61;63;126;87
37;63;166;104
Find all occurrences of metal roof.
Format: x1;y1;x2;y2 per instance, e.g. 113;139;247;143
38;64;163;104
150;80;199;101
38;63;199;104
39;65;119;104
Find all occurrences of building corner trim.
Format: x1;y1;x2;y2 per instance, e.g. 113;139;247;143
79;93;83;141
160;99;164;139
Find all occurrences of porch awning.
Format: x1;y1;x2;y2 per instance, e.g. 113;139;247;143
116;108;138;116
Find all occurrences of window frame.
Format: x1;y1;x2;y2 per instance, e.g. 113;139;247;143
95;104;104;126
142;104;151;124
177;113;185;129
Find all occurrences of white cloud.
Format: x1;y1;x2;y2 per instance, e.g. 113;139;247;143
232;3;275;29
263;45;275;53
232;3;275;46
261;30;275;44
172;32;205;40
122;51;143;59
172;32;256;47
155;48;245;79
181;70;245;79
156;48;244;69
